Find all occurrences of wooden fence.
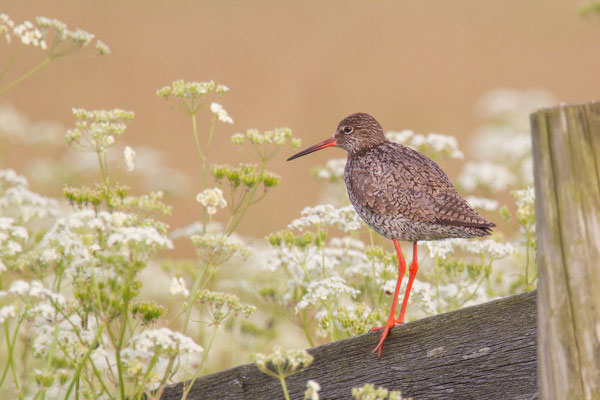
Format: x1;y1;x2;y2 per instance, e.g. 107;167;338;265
162;291;537;399
531;101;600;399
161;100;600;399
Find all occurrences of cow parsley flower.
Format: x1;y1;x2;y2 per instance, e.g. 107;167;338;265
253;347;313;377
295;276;360;313
425;238;514;260
313;158;346;182
1;14;14;43
210;103;233;124
458;161;516;192
66;108;134;151
0;305;16;323
386;130;463;159
170;277;189;298
128;328;203;357
196;187;227;215
351;383;404;400
123;146;136;172
13;20;46;49
287;204;362;232
304;380;321;400
424;240;455;259
465;196;499;211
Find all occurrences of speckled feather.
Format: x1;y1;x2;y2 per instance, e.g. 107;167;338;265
338;113;495;242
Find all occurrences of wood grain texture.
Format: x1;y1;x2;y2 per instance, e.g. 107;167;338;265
531;101;600;400
161;291;537;400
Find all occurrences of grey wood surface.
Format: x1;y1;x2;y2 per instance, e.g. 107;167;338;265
161;290;537;400
531;102;600;400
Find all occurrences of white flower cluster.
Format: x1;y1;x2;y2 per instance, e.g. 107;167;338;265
477;88;556;126
424;238;514;260
253;346;313;376
0;305;15;323
0;280;66;323
1;14;108;54
0;169;58;224
36;17;94;47
126;328;203;358
190;232;250;263
170;277;189;298
386;129;464;159
0;103;64;145
0;217;28;258
513;187;534;210
1;14;14;43
295;276;360;313
196;187;227;215
32;314;96;359
287;204;362;232
351;383;404;400
513;186;535;229
42;210;173;274
234;127;295;146
469;89;556;187
465;195;499;212
66;108;134;151
123;146;136;172
314;158;347;181
304;380;321;400
13;20;46;49
458;161;516;192
210;103;233;124
170;80;228;99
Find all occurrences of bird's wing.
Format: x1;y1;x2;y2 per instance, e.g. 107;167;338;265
349;143;494;228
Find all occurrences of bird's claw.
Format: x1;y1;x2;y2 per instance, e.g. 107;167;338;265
369;320;403;333
370;317;404;359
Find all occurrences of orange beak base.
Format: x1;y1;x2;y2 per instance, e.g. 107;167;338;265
287;137;337;161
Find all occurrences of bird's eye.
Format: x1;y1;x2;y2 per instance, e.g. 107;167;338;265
343;126;353;134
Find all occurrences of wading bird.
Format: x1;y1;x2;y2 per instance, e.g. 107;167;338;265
287;113;495;358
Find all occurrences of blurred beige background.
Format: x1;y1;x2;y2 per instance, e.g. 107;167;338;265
2;0;599;243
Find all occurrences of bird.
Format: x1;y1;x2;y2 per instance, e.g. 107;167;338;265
287;113;495;359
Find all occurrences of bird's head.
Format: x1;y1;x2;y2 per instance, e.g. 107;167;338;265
287;113;388;161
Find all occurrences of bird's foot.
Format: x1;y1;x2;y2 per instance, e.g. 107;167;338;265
369;320;403;332
370;315;400;359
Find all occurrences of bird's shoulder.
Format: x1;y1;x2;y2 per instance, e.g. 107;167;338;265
346;142;494;227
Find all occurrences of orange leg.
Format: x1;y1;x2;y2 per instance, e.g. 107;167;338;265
397;242;418;324
370;240;406;359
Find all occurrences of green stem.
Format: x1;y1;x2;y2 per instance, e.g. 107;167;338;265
96;150;110;189
3;322;23;399
226;161;266;235
205;115;217;156
63;322;106;400
191;114;207;190
182;324;219;399
0;46;22;82
0;56;52;95
300;311;315;347
278;374;291;400
181;265;207;333
434;259;441;313
115;313;129;400
524;228;530;286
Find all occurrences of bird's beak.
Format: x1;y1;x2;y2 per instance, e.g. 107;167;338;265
287;137;337;161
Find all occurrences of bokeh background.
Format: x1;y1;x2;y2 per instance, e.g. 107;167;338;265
2;0;599;249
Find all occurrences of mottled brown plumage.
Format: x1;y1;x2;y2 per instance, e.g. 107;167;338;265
287;112;496;359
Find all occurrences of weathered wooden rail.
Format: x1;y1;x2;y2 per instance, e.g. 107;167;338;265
160;100;600;400
162;291;537;400
531;101;600;399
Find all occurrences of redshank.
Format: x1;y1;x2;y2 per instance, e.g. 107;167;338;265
287;113;495;358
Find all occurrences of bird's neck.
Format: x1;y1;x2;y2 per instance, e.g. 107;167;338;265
347;137;389;158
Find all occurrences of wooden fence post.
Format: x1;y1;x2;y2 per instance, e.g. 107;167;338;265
531;101;600;399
